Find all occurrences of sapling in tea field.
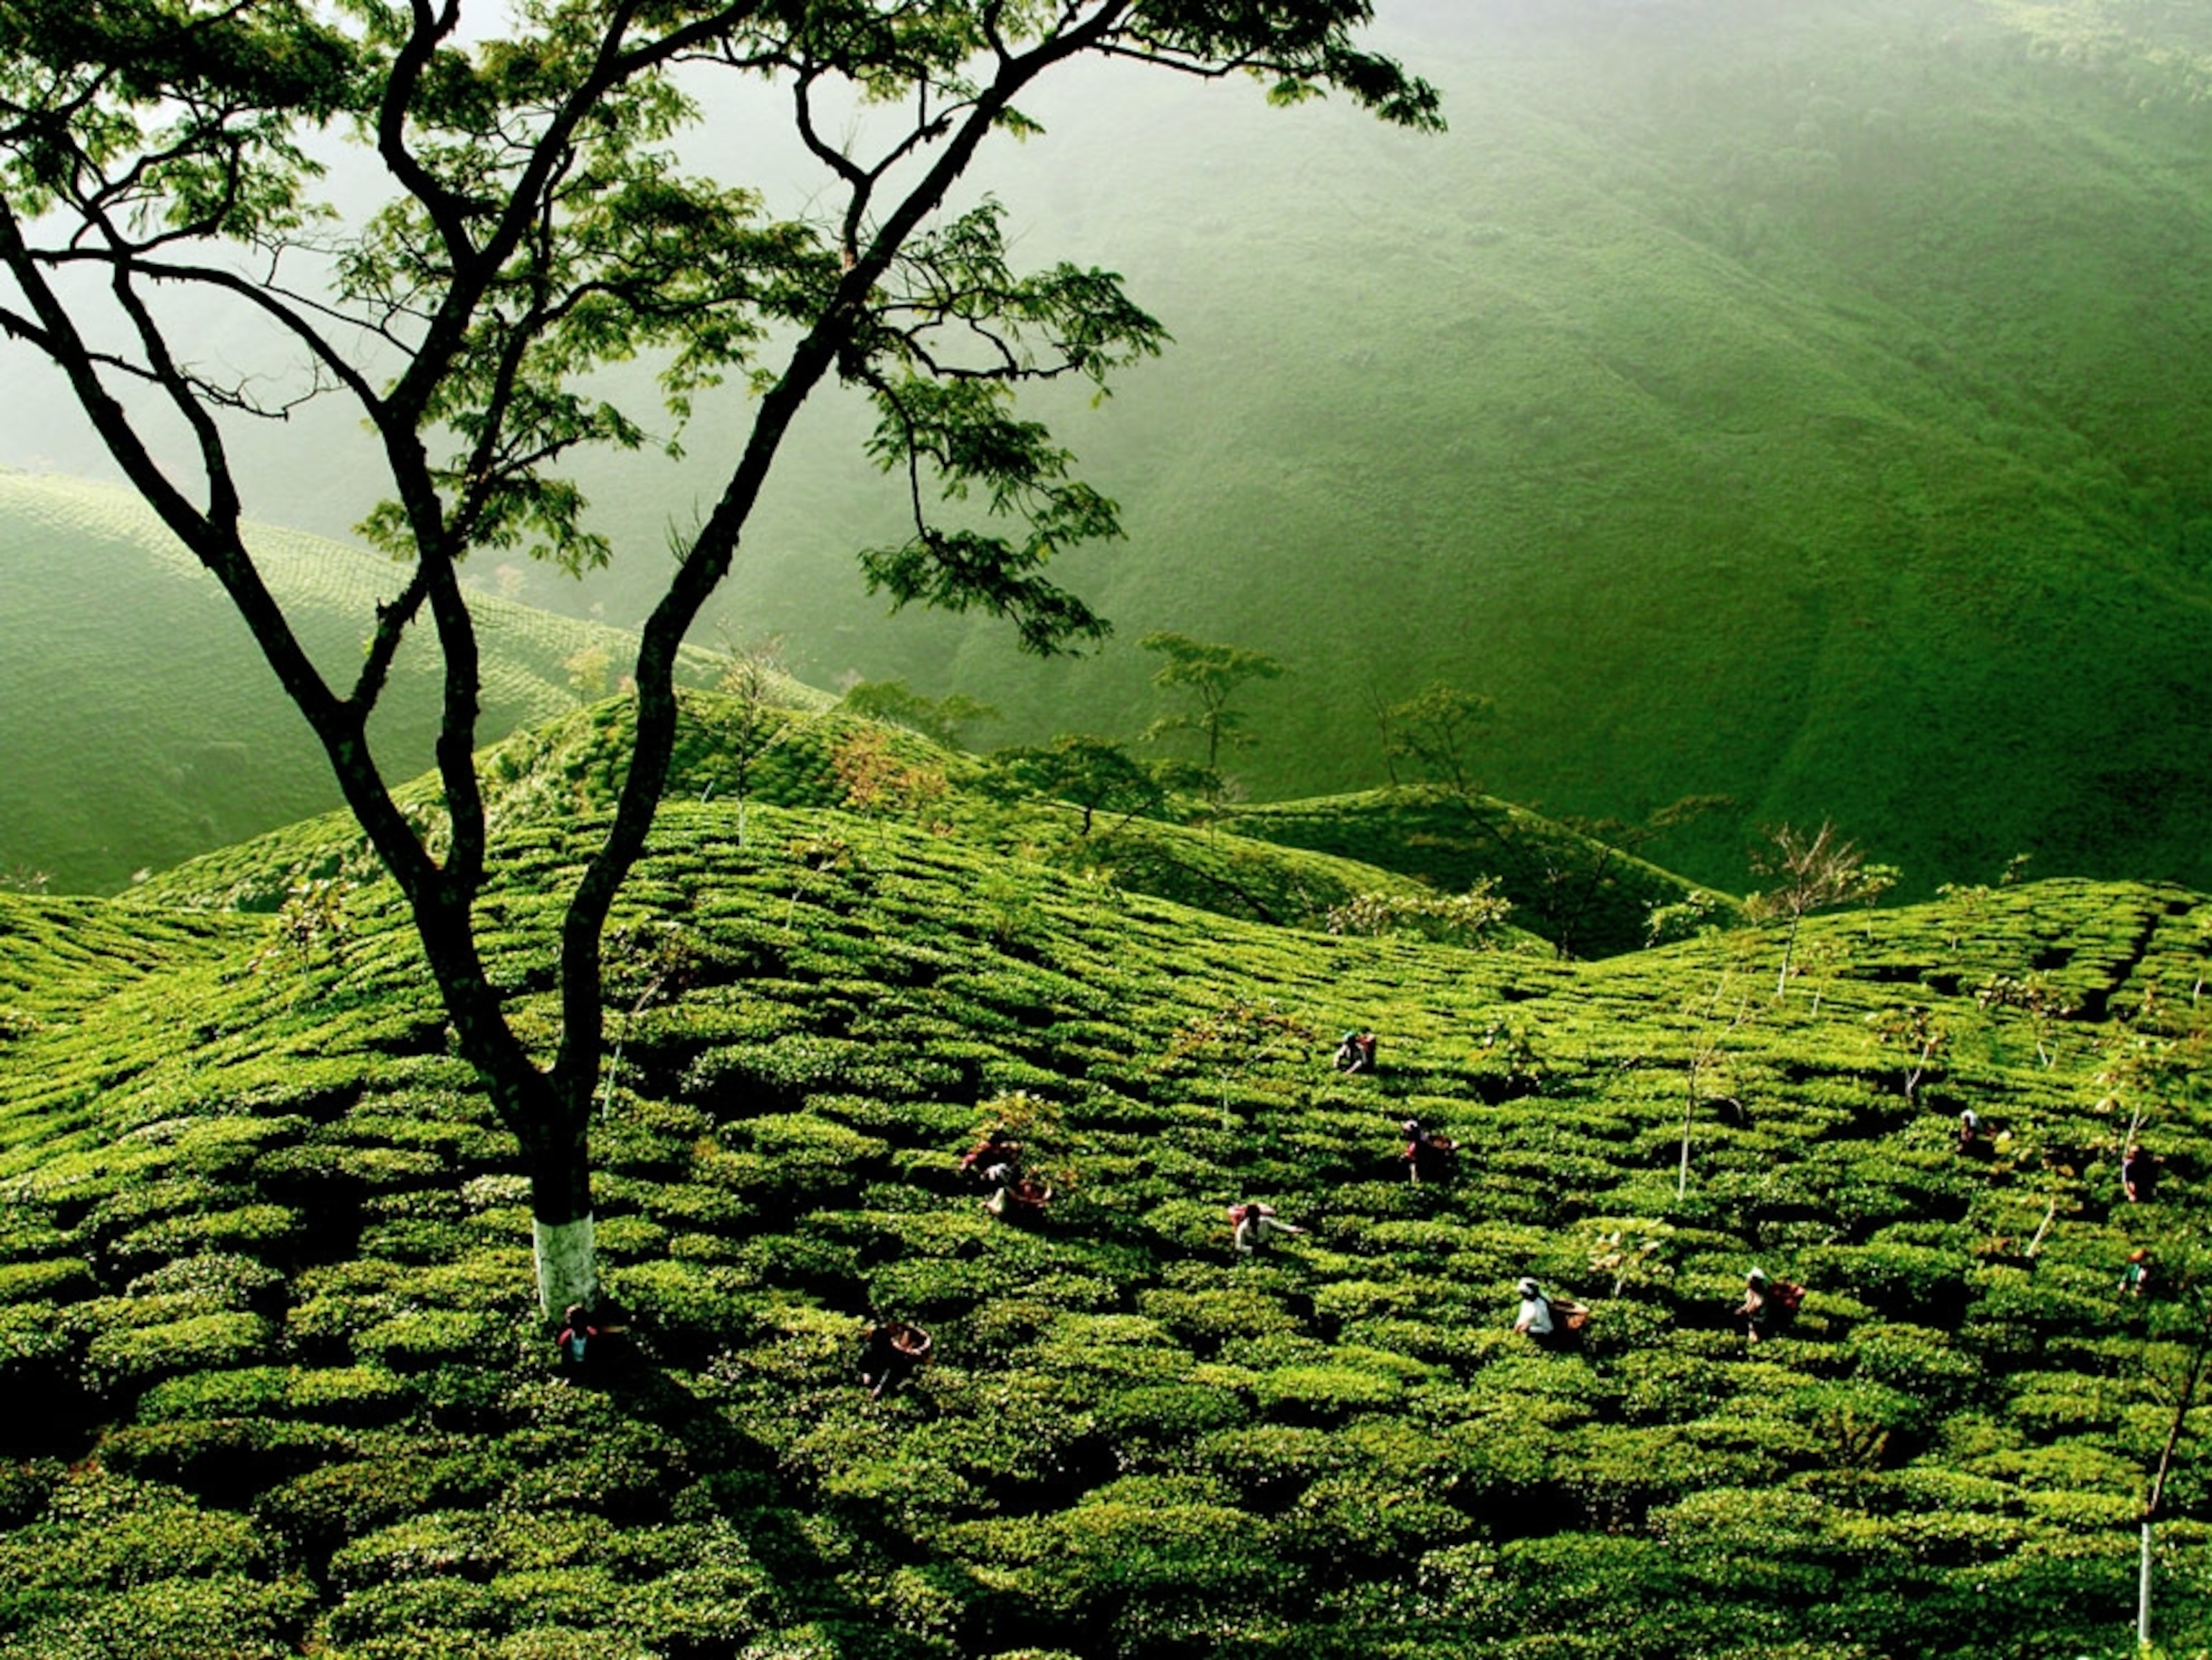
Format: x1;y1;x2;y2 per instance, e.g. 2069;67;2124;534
1866;1003;1949;1105
249;876;355;984
831;728;950;851
1163;996;1317;1129
596;921;701;1118
1746;820;1897;998
704;633;819;849
1976;970;2076;1068
1587;1224;1671;1299
1678;970;1755;1201
2128;1240;2212;1648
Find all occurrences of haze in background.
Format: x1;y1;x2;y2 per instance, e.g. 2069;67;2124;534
6;0;2212;896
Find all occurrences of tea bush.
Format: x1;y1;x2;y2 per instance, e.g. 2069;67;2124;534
4;815;2211;1656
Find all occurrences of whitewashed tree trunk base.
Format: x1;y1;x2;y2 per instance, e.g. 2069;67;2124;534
534;1214;597;1317
2140;1518;2154;1647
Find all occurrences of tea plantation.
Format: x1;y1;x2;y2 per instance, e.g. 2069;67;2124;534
3;712;2211;1658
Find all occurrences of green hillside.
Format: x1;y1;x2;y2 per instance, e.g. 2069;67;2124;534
0;473;722;895
5;756;2212;1656
8;1;2212;899
135;693;1562;952
542;0;2212;898
1218;788;1738;959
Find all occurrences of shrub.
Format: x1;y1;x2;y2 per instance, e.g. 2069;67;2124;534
352;1310;512;1372
123;1253;283;1307
135;1365;291;1422
1799;1240;1966;1324
1254;1361;1406;1420
327;1510;500;1589
0;1470;269;1588
0;1571;311;1660
1092;1381;1250;1453
256;1456;444;1554
98;1417;351;1502
83;1311;276;1393
948;1476;1290;1648
0;1299;73;1372
0;1258;94;1302
1136;1284;1302;1350
108;1205;302;1265
0;1461;60;1528
1849;1323;1983;1422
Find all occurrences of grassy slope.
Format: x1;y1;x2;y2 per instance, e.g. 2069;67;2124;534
3;780;2211;1656
1217;787;1737;959
0;472;721;895
135;693;1556;951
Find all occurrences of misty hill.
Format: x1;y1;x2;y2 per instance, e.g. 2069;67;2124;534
0;473;723;894
791;0;2212;900
2;734;2209;1654
9;1;2211;901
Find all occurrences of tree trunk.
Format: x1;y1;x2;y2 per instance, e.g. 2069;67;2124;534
526;1124;596;1317
1677;1091;1695;1201
2139;1517;2153;1648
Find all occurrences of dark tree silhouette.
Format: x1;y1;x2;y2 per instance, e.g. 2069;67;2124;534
0;0;1437;1310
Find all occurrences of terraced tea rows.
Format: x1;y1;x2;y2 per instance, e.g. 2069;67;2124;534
3;782;2209;1657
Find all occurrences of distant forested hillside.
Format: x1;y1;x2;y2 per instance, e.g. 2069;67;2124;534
5;0;2212;896
0;474;718;893
564;0;2212;897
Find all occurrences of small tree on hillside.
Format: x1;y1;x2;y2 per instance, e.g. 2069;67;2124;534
0;1;1437;1313
1532;796;1728;962
1377;680;1726;958
2128;1243;2212;1648
1745;820;1897;998
983;734;1169;839
1383;680;1493;798
1678;968;1755;1200
1866;1003;1948;1105
1161;996;1316;1127
830;727;948;846
709;633;817;848
1141;632;1288;777
1975;970;2076;1069
838;680;1000;751
1363;676;1403;787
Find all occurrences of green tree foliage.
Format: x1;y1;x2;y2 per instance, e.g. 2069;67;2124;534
1382;680;1493;798
983;734;1169;838
836;679;999;750
1140;631;1289;775
0;0;1437;1310
706;631;811;847
1323;878;1514;950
